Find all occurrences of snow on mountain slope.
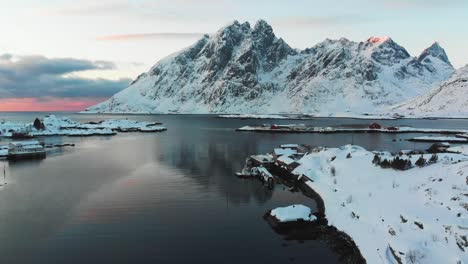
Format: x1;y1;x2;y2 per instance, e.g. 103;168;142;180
395;65;468;118
86;20;455;114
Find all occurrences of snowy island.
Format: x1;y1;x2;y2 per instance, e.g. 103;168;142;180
218;113;400;120
268;204;317;223
0;115;167;138
236;124;468;134
408;136;468;143
242;144;468;264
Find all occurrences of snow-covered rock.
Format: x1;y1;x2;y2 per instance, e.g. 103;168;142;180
395;65;468;118
290;145;468;264
269;204;317;223
42;115;79;129
86;20;454;115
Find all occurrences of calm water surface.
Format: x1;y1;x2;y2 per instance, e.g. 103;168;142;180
0;113;467;264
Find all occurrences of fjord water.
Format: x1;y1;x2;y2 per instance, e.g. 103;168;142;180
1;113;467;264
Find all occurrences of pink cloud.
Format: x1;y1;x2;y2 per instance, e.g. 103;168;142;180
97;32;206;41
0;97;106;112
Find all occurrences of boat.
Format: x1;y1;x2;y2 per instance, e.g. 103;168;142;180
235;167;259;178
257;166;275;189
235;171;253;178
7;141;46;160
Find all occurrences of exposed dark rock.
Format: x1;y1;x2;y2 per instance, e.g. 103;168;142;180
414;221;424;229
415;155;426;167
33;118;45;130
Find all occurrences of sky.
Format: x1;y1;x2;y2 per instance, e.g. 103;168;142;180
0;0;467;111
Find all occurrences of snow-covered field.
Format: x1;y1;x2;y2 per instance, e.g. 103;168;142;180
287;145;468;264
0;115;166;138
449;145;468;155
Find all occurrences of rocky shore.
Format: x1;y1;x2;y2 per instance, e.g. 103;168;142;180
245;144;467;263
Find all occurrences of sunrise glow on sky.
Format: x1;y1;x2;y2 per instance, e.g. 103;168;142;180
0;0;467;111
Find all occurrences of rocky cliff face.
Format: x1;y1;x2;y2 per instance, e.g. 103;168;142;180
87;20;455;114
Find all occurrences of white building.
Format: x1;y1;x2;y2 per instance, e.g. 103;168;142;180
8;141;45;157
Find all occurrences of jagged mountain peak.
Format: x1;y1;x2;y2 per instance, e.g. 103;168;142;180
253;19;272;32
87;22;456;114
252;20;275;43
363;36;406;53
360;36;411;65
366;36;392;45
221;20;241;29
418;42;452;66
215;19;274;36
199;19;294;73
338;37;352;43
215;20;247;36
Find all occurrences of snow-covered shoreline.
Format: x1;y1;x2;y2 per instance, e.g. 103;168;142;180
0;115;167;138
237;124;468;134
218;113;400;120
408;136;468;143
79;110;468;120
255;145;468;263
81;111;402;120
218;114;293;119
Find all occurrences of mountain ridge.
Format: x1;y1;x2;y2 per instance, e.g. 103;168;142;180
87;20;455;114
394;65;468;118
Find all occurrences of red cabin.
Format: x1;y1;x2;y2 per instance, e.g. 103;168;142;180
369;123;382;129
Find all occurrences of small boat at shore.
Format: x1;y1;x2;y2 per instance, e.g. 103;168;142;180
235;167;259;178
235;166;275;189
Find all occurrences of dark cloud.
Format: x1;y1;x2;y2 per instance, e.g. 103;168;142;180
0;54;130;99
0;55;115;76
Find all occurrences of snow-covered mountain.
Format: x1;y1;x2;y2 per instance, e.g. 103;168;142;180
87;20;455;114
395;65;468;118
